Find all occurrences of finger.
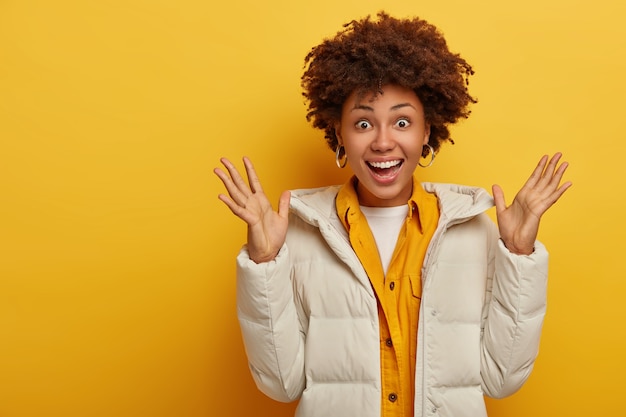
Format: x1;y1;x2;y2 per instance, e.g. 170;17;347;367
546;158;569;189
243;156;264;194
213;166;236;194
277;190;291;219
214;164;249;207
492;184;506;214
219;157;263;209
525;154;550;189
545;180;573;207
221;157;254;199
536;154;570;198
536;152;563;189
216;192;238;214
217;193;258;224
552;155;569;177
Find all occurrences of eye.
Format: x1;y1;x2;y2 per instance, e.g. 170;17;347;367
355;120;372;130
395;118;411;128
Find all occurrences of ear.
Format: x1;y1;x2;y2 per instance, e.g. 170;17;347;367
334;122;343;145
422;123;431;146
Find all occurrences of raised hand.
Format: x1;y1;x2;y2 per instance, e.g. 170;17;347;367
214;157;290;263
492;153;572;255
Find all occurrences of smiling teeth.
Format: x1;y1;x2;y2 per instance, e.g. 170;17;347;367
369;160;401;169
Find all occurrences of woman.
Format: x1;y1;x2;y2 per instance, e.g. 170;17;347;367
214;12;570;417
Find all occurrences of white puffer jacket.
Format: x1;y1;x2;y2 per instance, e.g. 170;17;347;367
236;183;548;417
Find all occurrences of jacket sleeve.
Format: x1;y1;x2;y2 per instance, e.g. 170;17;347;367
236;244;306;403
480;235;549;398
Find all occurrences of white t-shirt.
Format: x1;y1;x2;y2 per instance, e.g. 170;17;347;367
360;205;408;275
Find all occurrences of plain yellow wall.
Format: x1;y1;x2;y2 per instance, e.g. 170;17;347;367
1;0;625;416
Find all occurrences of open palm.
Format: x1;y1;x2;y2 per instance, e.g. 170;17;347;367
214;157;290;263
492;153;572;255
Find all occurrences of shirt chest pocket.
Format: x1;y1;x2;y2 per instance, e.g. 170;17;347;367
408;273;423;300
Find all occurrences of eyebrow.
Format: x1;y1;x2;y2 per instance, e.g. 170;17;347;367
350;103;416;112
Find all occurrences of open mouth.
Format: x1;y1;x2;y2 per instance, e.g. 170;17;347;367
367;159;403;178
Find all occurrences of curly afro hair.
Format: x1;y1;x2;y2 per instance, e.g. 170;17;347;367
301;12;476;157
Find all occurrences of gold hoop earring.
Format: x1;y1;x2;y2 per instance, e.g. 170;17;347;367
335;145;347;168
418;144;435;168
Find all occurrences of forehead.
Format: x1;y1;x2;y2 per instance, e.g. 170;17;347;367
344;84;422;110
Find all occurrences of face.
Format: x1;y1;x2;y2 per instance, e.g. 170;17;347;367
336;84;430;207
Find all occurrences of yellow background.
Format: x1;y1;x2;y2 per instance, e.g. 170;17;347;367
1;0;625;416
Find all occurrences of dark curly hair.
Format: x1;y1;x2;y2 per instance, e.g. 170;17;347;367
301;12;476;156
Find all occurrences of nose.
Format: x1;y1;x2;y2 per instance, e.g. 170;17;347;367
371;126;395;152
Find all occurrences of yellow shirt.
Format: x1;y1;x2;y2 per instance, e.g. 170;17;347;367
336;176;440;417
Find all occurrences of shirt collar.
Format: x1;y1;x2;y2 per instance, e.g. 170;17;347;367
336;175;431;233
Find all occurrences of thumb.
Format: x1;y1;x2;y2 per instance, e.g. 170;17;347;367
492;184;506;214
277;190;291;219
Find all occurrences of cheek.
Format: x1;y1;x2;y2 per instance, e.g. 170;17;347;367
413;127;429;147
341;133;364;152
344;142;359;157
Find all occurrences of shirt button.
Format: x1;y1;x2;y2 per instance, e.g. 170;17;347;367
389;282;395;290
388;393;397;402
385;338;393;347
